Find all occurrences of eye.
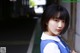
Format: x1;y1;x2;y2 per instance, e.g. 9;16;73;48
62;20;65;23
54;19;59;22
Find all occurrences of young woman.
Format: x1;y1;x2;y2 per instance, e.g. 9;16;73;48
40;4;76;53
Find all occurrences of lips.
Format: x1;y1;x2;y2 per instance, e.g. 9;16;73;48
56;29;62;32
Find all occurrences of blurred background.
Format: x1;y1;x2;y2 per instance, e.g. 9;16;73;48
0;0;80;53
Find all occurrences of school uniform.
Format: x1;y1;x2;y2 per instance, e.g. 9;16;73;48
40;32;71;53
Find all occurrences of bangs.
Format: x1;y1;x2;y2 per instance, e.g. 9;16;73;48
51;11;68;21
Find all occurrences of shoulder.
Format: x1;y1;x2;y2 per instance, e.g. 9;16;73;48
45;42;58;49
43;42;60;53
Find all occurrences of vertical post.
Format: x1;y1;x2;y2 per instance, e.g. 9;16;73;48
68;2;76;50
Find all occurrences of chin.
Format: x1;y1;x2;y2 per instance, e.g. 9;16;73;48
51;33;60;36
54;33;60;35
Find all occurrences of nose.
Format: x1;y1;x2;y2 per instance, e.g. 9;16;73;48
58;21;63;28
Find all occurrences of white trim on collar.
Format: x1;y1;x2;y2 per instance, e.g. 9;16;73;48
41;32;61;42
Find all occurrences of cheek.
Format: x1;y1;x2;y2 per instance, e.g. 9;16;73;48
63;24;65;29
48;21;57;30
49;23;55;29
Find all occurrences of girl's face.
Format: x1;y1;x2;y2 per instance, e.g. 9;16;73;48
46;18;65;36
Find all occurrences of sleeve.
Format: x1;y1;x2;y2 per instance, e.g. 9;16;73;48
43;42;60;53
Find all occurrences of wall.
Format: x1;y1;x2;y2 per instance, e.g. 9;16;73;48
75;3;80;53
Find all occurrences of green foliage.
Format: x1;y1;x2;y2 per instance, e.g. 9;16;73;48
29;0;36;8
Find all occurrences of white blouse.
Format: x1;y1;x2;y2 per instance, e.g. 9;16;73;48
41;32;65;53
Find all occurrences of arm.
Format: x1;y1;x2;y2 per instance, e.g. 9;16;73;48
71;50;77;53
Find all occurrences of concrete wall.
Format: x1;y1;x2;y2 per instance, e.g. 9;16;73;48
75;3;80;53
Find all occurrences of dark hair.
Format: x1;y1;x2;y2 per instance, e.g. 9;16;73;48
41;4;70;34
